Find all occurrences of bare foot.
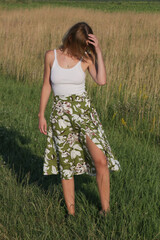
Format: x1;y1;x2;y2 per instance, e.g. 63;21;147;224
99;207;110;216
68;204;75;216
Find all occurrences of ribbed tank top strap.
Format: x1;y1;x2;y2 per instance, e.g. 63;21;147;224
52;49;58;70
54;49;57;62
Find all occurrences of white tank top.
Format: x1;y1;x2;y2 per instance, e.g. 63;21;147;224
50;49;86;96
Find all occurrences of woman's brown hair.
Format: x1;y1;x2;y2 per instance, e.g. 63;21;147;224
58;22;98;72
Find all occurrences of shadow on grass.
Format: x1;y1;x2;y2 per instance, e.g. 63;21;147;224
0;126;99;206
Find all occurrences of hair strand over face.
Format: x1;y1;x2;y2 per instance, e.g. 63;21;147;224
58;22;97;69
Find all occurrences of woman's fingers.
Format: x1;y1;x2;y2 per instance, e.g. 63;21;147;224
88;37;96;43
88;34;100;51
88;34;97;42
44;123;47;135
88;40;95;45
41;128;47;135
87;34;98;47
41;123;47;135
88;33;95;38
88;39;97;48
88;34;97;41
39;121;47;135
40;126;44;134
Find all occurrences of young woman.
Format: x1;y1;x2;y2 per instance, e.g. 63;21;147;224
38;22;120;217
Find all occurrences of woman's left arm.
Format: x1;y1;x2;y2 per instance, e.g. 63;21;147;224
87;34;106;86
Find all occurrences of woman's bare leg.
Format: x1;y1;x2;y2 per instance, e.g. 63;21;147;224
61;177;75;216
86;134;110;212
96;164;110;212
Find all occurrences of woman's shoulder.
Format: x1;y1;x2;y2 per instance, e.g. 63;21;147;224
45;49;55;58
82;53;94;67
44;49;55;68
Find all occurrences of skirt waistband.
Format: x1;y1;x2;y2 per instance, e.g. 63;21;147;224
53;91;88;101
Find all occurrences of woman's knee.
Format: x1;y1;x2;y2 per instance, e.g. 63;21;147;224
95;157;108;171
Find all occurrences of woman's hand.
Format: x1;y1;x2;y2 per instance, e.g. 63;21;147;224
87;34;101;53
38;116;47;135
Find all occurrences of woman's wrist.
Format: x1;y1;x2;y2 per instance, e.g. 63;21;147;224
95;47;102;55
38;112;45;118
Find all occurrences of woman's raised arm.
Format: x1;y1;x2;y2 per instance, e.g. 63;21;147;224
87;34;106;86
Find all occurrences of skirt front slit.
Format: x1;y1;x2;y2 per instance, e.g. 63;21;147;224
43;91;121;180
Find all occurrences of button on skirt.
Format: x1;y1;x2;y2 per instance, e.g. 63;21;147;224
43;90;121;180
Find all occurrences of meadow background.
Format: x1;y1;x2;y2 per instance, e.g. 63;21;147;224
0;1;160;239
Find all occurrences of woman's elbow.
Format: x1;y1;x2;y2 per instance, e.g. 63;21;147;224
42;82;52;93
98;80;106;86
96;75;106;86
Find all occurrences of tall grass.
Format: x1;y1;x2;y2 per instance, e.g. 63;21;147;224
0;6;160;138
0;73;160;240
0;1;160;13
0;6;160;239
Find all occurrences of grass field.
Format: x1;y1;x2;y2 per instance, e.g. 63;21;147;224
0;73;160;240
0;6;160;138
0;2;160;239
0;0;160;13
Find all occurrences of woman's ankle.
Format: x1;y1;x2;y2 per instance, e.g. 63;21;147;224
68;203;75;215
100;205;110;213
68;212;75;216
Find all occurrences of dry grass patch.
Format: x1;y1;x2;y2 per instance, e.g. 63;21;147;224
0;6;160;135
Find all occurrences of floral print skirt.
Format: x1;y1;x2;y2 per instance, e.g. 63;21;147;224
43;90;121;180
